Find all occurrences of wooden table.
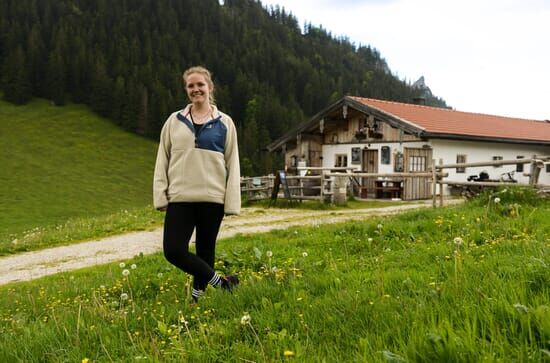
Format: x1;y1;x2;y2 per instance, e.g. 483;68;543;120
374;179;403;199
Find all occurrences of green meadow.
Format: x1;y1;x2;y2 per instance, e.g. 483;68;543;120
1;188;548;362
0;98;160;253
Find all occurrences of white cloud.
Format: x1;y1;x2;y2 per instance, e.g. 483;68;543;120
261;0;550;120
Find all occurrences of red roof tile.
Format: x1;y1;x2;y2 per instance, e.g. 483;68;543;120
351;97;550;142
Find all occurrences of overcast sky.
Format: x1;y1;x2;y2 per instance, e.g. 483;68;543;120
260;0;550;120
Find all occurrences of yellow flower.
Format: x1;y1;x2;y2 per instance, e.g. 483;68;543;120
82;359;89;363
284;350;295;357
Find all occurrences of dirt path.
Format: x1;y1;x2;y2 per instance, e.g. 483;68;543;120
0;200;461;285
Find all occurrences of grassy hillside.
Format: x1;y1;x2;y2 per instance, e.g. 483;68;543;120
0;189;548;362
0;98;159;246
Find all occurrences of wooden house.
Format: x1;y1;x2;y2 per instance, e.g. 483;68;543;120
267;96;550;200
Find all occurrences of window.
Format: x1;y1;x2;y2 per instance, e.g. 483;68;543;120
381;146;391;165
492;156;503;168
394;152;404;172
351;147;361;164
409;156;427;172
516;156;524;172
456;154;467;173
335;154;348;167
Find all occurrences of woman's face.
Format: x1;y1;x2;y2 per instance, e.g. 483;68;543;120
185;72;211;105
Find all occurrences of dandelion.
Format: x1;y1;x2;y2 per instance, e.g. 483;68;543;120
157;272;163;278
284;350;295;357
119;262;126;268
266;251;273;258
122;269;130;277
240;313;251;325
82;359;89;363
384;247;391;253
513;303;529;314
368;237;373;242
453;237;464;246
120;293;129;301
494;197;501;204
131;264;137;270
377;224;383;230
302;252;308;257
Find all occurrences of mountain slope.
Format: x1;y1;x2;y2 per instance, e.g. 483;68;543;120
0;98;158;241
0;0;447;174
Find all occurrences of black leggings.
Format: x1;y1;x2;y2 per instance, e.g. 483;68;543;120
163;202;225;291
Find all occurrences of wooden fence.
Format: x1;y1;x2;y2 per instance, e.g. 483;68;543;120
241;155;550;206
433;155;550;207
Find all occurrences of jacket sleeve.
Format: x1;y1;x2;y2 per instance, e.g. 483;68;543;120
153;118;172;210
223;116;241;215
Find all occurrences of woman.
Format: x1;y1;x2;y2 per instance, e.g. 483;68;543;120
153;66;241;302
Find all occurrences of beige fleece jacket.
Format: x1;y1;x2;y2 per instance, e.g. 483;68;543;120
153;105;241;214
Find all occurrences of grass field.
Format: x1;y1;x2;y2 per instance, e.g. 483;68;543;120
1;188;548;362
0;98;159;249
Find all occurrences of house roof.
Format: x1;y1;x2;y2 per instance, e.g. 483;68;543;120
350;96;550;143
267;96;550;151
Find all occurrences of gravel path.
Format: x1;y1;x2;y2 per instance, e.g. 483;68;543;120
0;201;460;285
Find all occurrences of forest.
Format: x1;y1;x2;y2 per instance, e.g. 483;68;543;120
0;0;446;175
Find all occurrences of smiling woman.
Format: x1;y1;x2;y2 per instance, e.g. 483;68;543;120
153;66;242;302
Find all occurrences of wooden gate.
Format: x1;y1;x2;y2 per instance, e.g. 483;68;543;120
403;147;432;200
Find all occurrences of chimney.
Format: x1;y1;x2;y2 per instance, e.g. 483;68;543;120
412;97;426;105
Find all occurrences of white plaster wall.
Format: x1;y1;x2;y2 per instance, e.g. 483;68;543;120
430;140;550;186
322;141;428;172
321;140;549;196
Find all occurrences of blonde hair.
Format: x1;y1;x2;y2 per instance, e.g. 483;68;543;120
182;66;216;104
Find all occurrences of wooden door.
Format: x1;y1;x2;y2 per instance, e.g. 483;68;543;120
403;147;432;200
362;149;378;197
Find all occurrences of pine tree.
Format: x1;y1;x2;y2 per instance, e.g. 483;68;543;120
2;46;32;104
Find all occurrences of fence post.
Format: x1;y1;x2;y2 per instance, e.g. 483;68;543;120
333;175;348;205
432;159;437;208
438;159;444;207
319;173;324;202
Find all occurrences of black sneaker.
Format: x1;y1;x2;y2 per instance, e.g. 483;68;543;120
221;274;239;291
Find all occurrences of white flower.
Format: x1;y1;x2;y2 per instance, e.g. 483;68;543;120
240;313;251;325
120;293;129;300
119;262;126;268
377;224;383;230
131;264;137;270
122;269;130;277
368;238;373;242
157;272;163;278
384;247;391;253
513;303;528;314
494;197;501;204
453;237;464;246
266;251;273;258
302;252;308;257
271;266;279;273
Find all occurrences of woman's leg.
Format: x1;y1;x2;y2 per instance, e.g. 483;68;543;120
163;202;217;283
193;202;225;292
